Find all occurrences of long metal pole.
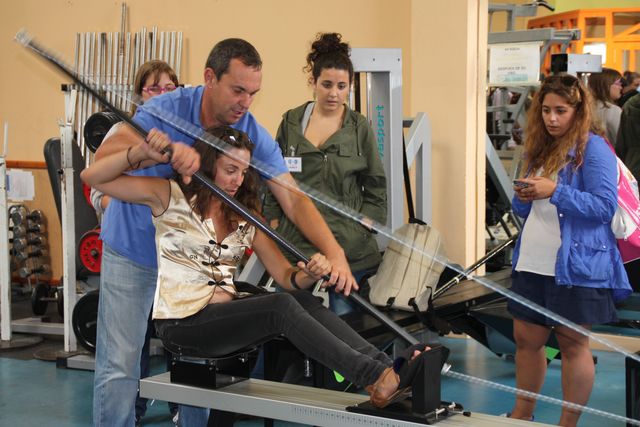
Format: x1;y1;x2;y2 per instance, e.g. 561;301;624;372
15;31;420;349
1;123;11;341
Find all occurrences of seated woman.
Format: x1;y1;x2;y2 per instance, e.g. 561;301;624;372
81;125;427;408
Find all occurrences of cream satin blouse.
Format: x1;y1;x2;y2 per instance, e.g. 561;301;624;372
152;180;255;319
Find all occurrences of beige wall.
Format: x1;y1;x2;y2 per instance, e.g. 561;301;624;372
410;0;487;266
1;0;487;268
1;0;413;160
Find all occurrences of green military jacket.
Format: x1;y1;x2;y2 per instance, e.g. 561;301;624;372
263;102;387;272
616;93;640;180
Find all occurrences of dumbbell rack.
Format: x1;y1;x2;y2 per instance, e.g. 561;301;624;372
0;123;44;349
9;207;48;275
9;205;52;310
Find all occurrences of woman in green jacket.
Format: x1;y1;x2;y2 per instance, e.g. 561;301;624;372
263;32;387;314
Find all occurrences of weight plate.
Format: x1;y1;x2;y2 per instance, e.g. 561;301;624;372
72;290;99;353
56;281;64;318
78;230;103;273
83;111;121;153
30;282;50;315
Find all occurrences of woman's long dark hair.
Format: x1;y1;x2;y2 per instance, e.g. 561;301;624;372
521;74;595;178
176;126;260;226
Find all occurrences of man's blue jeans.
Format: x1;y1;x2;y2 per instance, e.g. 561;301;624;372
93;245;158;426
92;245;204;426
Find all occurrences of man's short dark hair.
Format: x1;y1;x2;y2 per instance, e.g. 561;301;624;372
205;38;262;80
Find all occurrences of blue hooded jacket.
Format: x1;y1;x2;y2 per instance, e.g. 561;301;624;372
512;133;632;302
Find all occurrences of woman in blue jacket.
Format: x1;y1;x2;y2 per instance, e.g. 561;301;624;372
506;74;631;426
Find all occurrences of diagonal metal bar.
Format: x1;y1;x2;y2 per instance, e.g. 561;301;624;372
15;29;420;349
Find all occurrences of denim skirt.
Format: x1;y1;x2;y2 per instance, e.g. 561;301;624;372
507;271;618;326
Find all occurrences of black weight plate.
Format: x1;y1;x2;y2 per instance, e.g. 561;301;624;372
56;282;64;318
72;290;99;352
31;283;49;315
83;112;121;153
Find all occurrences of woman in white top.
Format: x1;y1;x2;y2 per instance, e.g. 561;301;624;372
588;67;623;145
81;125;430;409
507;74;631;426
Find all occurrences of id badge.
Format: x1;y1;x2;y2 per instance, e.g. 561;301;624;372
285;156;302;173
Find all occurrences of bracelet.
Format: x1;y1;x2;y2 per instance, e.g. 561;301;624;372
290;269;301;290
125;146;141;170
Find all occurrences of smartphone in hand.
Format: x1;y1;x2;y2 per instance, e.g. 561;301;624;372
513;180;530;189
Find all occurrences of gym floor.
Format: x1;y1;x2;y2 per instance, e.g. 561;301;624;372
0;292;631;427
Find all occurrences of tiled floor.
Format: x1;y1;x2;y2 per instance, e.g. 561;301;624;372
0;330;633;426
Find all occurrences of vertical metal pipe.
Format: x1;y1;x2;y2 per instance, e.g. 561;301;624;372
96;33;103;98
80;32;96;155
151;26;158;59
163;32;170;63
148;28;154;62
75;33;85;153
106;33;113;105
120;2;127;35
176;32;183;81
119;1;126;109
140;27;147;64
116;32;124;111
169;31;176;70
123;32;131;115
159;31;165;62
0;122;11;341
74;33;80;74
132;32;140;85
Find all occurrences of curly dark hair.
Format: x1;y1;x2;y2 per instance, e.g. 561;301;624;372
304;32;353;85
176;126;260;226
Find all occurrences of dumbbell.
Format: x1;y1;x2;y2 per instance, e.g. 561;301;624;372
18;264;50;278
10;209;43;225
10;223;44;237
30;282;61;316
11;248;48;263
11;236;46;251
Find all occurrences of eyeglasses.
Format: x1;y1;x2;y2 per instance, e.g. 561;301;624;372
142;85;177;95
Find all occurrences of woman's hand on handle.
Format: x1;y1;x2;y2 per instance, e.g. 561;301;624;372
297;253;332;282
